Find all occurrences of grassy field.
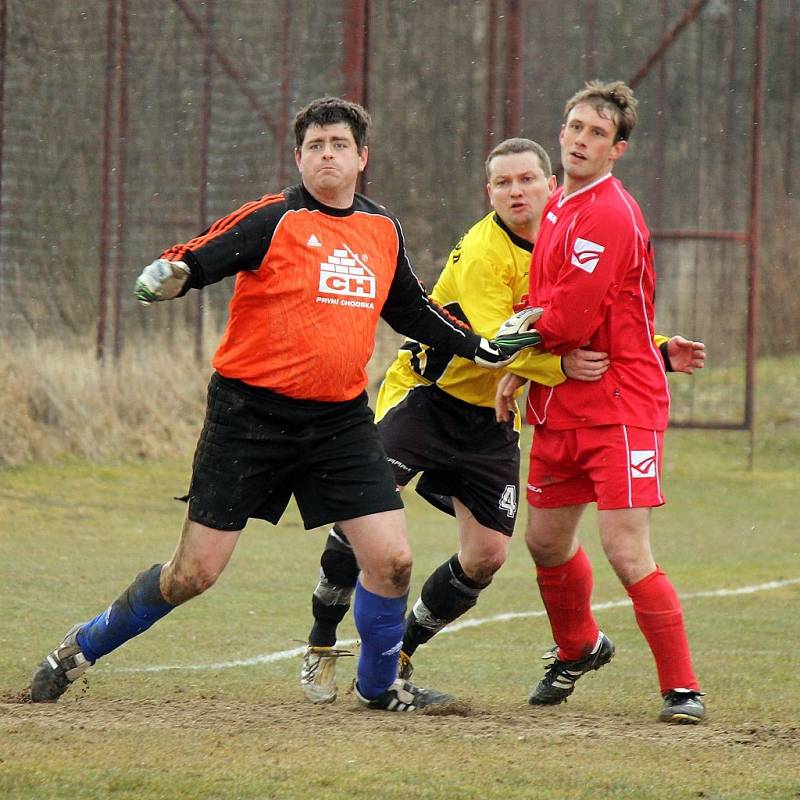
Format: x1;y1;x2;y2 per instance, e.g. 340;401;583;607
1;360;798;799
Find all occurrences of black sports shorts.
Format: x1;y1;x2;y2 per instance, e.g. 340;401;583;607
377;384;520;536
186;373;404;531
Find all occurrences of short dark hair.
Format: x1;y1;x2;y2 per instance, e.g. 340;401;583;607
293;97;372;151
563;80;639;142
485;138;552;181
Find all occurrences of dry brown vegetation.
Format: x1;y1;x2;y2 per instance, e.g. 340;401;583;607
0;336;209;467
0;326;405;468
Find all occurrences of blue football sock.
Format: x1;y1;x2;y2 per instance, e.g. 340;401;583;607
77;563;174;663
353;581;407;699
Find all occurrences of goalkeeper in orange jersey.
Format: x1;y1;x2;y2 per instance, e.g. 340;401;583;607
29;98;538;713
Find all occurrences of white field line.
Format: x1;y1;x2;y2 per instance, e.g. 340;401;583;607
116;577;800;674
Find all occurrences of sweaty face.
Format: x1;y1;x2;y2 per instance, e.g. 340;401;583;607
294;122;368;208
486;152;555;240
559;103;627;194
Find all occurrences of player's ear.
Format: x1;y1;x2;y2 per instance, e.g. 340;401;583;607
610;139;628;162
547;175;557;193
358;145;369;172
294;147;303;170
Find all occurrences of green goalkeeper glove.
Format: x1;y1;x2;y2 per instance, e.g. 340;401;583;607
473;330;543;368
473;306;544;368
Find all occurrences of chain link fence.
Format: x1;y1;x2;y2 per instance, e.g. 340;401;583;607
0;0;797;427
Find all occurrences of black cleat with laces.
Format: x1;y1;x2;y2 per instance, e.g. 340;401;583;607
659;689;706;724
528;632;615;706
355;678;452;712
30;624;92;703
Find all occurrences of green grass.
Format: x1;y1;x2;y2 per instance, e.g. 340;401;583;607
1;357;799;799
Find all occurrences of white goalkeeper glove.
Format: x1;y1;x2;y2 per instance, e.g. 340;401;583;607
134;259;191;305
495;306;543;337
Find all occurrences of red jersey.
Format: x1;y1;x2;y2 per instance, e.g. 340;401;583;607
526;173;670;430
162;184;479;402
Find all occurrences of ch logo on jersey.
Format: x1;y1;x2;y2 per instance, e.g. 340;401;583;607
318;243;376;300
630;450;656;478
571;237;605;274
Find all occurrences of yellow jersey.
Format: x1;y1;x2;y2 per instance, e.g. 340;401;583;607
376;212;565;422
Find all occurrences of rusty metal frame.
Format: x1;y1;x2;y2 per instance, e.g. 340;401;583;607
0;0;5;307
484;0;498;157
484;0;524;152
96;0;116;361
503;0;524;139
512;0;765;432
111;0;129;361
97;0;290;361
343;0;370;193
171;0;277;135
744;0;766;442
91;0;766;435
641;0;766;432
194;0;214;365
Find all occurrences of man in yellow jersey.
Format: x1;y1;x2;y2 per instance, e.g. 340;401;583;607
299;138;613;703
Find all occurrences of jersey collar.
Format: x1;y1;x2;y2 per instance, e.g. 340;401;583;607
557;171;614;208
299;182;356;217
492;212;534;252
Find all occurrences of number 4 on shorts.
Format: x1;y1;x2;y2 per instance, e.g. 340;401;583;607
499;485;517;518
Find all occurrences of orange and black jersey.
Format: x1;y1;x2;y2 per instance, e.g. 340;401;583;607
161;183;480;401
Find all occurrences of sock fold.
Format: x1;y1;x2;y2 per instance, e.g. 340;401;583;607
536;546;598;661
77;563;173;663
352;581;407;699
626;566;700;693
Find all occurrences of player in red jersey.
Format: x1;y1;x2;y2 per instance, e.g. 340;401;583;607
496;81;706;724
30;97;534;712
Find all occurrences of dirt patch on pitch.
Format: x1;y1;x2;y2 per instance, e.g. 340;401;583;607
2;690;797;751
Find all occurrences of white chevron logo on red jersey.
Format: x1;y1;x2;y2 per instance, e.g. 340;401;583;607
571;237;605;273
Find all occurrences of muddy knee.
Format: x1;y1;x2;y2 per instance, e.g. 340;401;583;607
160;563;220;605
387;554;412;593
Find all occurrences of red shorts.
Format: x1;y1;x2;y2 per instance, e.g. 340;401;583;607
526;425;665;510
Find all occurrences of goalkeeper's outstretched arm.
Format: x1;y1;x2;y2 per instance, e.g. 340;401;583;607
134;259;191;305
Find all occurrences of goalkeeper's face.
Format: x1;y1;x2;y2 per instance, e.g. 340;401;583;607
486;152;556;241
295;123;368;209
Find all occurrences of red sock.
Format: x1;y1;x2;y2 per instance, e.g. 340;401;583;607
626;567;700;693
536;546;598;661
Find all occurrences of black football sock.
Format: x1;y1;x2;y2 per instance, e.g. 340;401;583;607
308;525;360;647
402;553;491;656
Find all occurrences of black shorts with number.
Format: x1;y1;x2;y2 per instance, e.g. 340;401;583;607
187;373;404;531
377;384;520;536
